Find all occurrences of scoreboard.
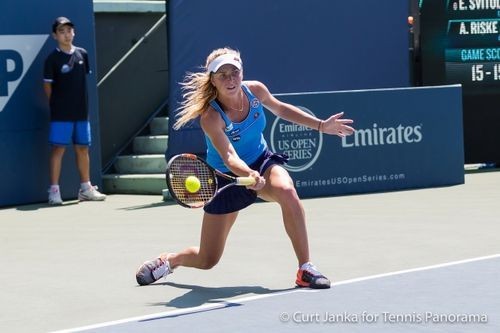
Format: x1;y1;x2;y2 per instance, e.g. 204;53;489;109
421;0;500;94
446;1;500;92
419;0;500;163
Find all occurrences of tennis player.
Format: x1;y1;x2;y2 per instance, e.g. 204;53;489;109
136;47;355;289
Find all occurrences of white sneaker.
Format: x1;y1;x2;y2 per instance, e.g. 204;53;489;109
78;185;106;201
48;188;63;206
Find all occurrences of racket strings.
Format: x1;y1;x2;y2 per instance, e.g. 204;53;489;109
168;156;216;207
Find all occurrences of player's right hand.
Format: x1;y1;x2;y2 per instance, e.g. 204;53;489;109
247;170;265;191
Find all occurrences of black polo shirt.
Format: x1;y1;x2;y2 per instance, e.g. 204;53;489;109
44;47;90;121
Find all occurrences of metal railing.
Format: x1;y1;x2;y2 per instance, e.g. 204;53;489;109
98;14;166;87
97;12;169;172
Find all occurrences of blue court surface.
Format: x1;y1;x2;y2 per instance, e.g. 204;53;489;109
54;255;499;333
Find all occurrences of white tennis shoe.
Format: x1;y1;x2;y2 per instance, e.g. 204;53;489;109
48;188;63;206
78;185;106;201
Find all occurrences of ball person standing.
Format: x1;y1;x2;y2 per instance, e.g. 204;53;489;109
43;17;106;205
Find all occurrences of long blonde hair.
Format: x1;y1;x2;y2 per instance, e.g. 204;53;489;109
173;47;242;130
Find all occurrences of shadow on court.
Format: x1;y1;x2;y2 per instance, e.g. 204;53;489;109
147;282;295;308
13;200;80;211
118;201;177;211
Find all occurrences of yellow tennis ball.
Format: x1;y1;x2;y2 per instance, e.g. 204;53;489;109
185;175;201;193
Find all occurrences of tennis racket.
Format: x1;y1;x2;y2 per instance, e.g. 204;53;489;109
166;153;256;208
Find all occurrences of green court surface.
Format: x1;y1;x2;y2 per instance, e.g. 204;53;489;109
1;172;499;332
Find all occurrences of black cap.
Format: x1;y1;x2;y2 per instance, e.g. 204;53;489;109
52;17;74;33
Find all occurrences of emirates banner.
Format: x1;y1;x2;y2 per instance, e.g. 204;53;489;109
264;85;464;198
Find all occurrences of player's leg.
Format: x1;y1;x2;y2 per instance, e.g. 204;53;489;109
169;211;238;269
258;165;309;264
48;122;70;205
258;165;330;289
74;120;91;183
74;121;105;201
48;145;66;205
74;145;90;183
49;146;66;186
136;212;238;285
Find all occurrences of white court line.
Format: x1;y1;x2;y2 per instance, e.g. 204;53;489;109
52;253;500;333
332;253;500;287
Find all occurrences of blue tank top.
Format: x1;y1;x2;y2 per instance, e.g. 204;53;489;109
205;84;267;172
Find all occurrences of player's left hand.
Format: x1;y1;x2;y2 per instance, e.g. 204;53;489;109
321;112;355;137
247;170;265;191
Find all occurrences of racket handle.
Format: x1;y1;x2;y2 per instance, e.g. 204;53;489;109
235;177;256;186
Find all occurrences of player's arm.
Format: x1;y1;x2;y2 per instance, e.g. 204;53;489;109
200;107;265;188
43;82;52;100
43;57;54;101
246;80;355;137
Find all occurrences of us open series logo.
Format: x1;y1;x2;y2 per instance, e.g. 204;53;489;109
270;106;323;172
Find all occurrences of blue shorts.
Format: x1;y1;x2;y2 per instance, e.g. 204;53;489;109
204;150;289;215
49;121;91;146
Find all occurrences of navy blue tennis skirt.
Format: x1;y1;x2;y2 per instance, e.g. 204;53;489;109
204;150;288;215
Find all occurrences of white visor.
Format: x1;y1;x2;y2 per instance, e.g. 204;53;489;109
207;53;242;73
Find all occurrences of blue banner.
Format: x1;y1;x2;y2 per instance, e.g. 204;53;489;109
263;85;464;197
0;0;100;206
